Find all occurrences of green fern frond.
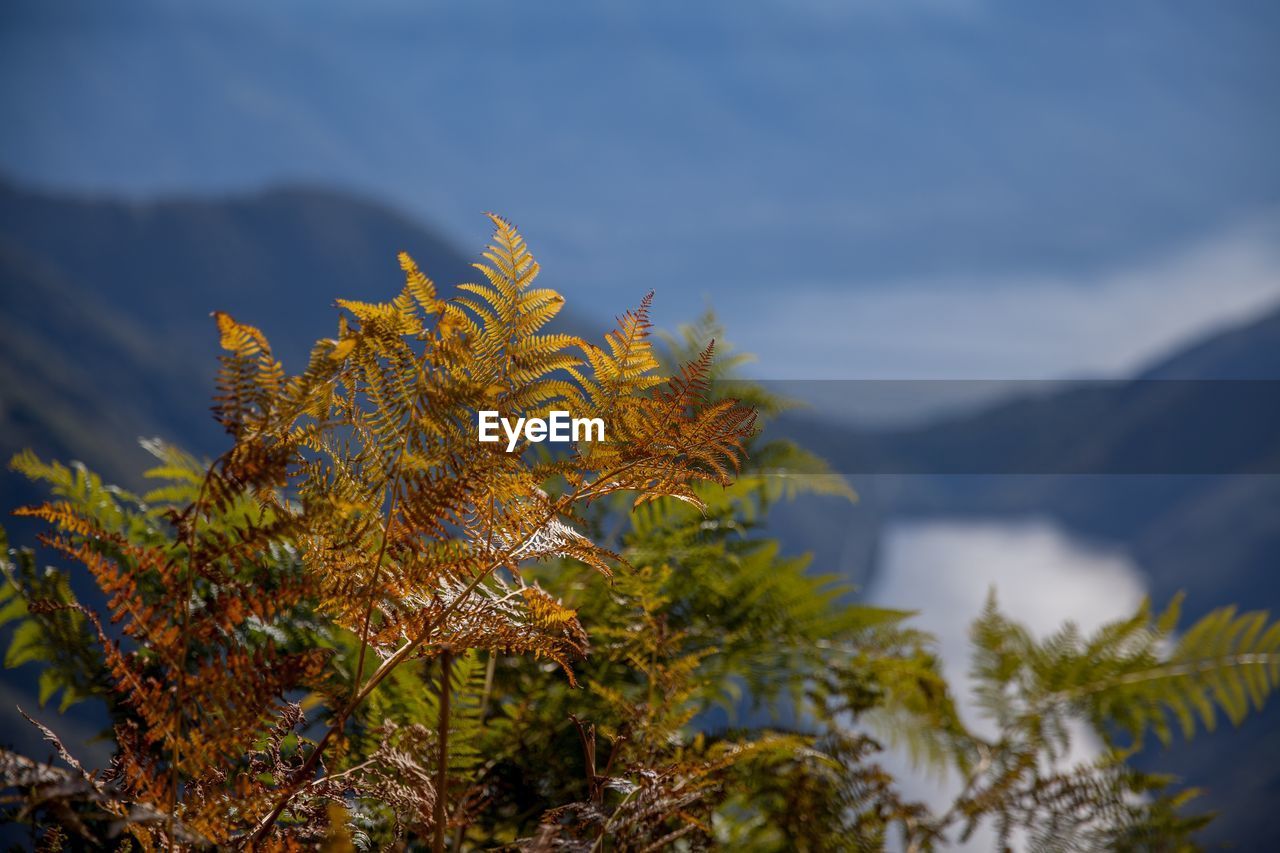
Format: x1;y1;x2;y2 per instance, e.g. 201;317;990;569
972;591;1280;753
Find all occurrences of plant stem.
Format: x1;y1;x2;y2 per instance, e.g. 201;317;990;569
433;648;453;853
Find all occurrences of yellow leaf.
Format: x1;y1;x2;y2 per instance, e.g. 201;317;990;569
330;338;356;361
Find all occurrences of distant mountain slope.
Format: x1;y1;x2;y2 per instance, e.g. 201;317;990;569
775;305;1280;593
0;182;477;359
1140;303;1280;379
769;307;1280;844
0;181;584;497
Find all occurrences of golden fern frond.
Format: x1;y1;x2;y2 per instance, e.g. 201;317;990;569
575;292;662;414
521;584;583;632
12;502;101;538
515;287;566;336
480;212;538;293
398;251;442;318
577;369;756;508
374;578;589;684
445;215;584;407
212;311;285;436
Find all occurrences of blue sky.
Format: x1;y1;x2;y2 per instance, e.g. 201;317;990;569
3;0;1278;380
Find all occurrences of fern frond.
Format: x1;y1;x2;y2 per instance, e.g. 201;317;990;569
971;591;1280;753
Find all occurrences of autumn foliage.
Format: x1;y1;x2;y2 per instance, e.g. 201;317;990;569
3;215;755;847
3;215;1279;851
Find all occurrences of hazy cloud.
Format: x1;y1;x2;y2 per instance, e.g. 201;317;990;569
731;216;1280;381
866;518;1148;847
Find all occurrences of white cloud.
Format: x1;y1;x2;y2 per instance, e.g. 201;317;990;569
730;215;1280;381
865;518;1149;848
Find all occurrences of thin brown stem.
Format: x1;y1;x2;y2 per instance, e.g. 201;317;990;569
352;458;405;690
480;652;497;720
433;649;453;853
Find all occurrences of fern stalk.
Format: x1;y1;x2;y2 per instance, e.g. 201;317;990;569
433;648;453;853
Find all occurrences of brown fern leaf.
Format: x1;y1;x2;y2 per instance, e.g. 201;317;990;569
212;311;285;437
177;646;330;780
